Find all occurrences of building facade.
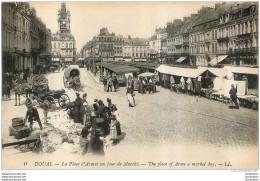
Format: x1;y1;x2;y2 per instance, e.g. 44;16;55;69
2;2;51;73
149;27;167;59
51;3;76;64
123;37;150;61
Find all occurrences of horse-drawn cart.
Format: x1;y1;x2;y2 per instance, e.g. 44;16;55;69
63;67;82;91
25;75;70;109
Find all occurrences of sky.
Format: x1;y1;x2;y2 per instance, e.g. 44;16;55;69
29;2;216;53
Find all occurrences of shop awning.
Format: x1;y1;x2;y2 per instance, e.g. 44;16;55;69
226;67;258;75
156;65;216;78
175;57;187;63
209;55;228;65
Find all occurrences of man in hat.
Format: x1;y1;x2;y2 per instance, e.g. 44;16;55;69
74;92;84;123
79;127;90;155
229;84;239;109
87;129;105;156
24;103;43;130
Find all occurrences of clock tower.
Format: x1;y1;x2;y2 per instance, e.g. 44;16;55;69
58;2;71;33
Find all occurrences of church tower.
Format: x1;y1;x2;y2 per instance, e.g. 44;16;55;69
58;2;71;33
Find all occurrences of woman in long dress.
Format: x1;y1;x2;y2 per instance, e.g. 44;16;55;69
110;115;118;144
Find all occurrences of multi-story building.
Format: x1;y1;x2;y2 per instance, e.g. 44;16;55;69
188;2;258;67
2;2;31;73
2;2;52;73
149;27;167;59
123;36;150;62
212;2;259;66
80;28;124;62
51;2;76;64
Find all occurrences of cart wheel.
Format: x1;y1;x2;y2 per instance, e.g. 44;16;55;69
58;94;70;108
44;96;56;110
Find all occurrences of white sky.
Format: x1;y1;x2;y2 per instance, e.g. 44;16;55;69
29;2;216;53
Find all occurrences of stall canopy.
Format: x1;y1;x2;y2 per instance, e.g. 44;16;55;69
101;62;139;74
156;65;217;78
209;55;228;66
175;57;187;63
229;67;258;75
138;72;156;77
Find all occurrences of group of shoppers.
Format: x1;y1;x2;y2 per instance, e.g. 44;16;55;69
103;75;118;92
78;96;122;156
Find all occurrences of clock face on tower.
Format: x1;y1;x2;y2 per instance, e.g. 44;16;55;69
62;21;66;25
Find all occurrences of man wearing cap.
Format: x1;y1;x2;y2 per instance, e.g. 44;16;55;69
74;93;84;123
229;84;239;109
24;104;43;130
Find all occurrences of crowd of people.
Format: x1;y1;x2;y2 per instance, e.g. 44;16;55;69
66;93;122;156
161;75;204;96
103;75;118;92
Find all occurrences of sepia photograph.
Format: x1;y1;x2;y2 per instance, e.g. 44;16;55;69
1;1;259;170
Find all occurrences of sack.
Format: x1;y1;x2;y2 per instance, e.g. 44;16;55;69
116;122;122;136
95;117;104;123
9;125;30;139
12;117;24;127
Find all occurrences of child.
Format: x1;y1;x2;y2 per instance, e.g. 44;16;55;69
110;115;118;144
42;102;49;123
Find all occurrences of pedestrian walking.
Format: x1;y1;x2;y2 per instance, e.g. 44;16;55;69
229;84;239;109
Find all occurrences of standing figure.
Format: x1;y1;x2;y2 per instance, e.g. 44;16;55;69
74;93;83;123
87;130;105;156
180;76;185;93
229;84;239;109
79;127;90;155
139;77;144;94
107;76;113;92
41;101;49;123
112;76;118;92
24;103;43;130
12;74;21;106
197;76;202;96
110;115;118;144
126;88;135;107
103;76;107;92
186;77;192;95
170;76;175;92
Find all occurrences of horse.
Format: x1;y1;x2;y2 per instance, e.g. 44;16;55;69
13;81;32;106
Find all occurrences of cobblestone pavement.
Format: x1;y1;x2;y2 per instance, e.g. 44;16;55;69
2;66;258;166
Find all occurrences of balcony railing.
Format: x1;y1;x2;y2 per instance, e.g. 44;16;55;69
237;33;252;39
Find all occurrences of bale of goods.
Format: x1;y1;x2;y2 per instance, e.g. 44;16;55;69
9;125;31;139
11;117;24;127
9;117;31;139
